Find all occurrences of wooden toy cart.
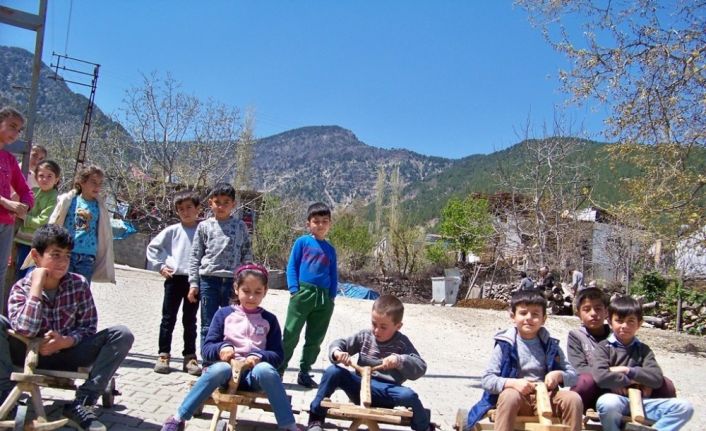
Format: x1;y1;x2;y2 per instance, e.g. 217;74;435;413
320;363;430;431
201;359;294;431
583;388;656;431
0;330;116;431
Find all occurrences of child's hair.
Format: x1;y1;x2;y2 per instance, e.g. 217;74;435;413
32;224;74;254
73;164;104;193
307;202;331;221
510;290;547;314
209;182;236;200
232;263;268;304
573;287;609;315
174;189;200;209
608;295;643;321
34;160;61;188
519;271;527;278
31;144;48;157
0;106;25;124
372;294;404;324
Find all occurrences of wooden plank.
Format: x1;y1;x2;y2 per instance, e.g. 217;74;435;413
320;400;413;417
535;382;553;422
325;408;406;425
628;388;646;424
359;366;372;407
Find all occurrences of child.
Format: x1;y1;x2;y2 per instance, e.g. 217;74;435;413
188;182;252;346
146;190;202;376
49;164;115;285
0;224;134;431
161;264;299;431
463;290;582;431
24;144;48;189
307;295;430;431
279;202;337;388
567;288;676;410
517;271;535;291
0;107;34;310
15;160;61;280
594;295;693;431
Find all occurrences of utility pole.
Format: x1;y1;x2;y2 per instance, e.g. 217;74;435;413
0;0;48;176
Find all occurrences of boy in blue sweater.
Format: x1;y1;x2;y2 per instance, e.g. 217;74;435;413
278;202;337;388
146;190;201;376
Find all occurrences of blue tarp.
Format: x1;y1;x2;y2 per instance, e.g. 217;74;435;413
111;219;137;240
337;282;380;300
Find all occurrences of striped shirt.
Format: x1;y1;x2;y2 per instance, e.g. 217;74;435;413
8;272;98;345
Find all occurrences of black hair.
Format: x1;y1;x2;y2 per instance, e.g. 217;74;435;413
73;164;104;194
519;271;527;278
574;287;609;315
34;160;61;189
608;295;643;322
510;290;547;315
32;224;74;254
372;294;405;324
208;182;236;200
231;265;268;305
307;202;331;221
174;190;200;209
0;106;25;124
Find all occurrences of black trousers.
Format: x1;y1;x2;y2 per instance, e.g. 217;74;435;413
158;275;198;356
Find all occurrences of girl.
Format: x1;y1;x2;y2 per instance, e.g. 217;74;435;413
15;160;61;279
48;164;115;284
161;264;300;431
0;107;33;307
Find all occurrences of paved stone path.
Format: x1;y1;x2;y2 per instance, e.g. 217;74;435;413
31;266;705;430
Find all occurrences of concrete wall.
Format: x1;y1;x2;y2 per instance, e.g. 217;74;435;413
113;233;150;269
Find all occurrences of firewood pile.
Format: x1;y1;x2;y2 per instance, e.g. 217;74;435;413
477;281;575;315
632;295;706;335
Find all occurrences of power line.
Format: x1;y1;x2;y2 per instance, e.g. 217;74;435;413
63;0;73;54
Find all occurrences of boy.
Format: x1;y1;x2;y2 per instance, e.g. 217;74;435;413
307;295;431;431
188;183;252;347
147;190;202;376
594;296;693;431
0;224;134;431
278;202;337;388
568;288;676;410
463;290;582;431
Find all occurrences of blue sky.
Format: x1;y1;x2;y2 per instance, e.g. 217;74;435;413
1;1;607;159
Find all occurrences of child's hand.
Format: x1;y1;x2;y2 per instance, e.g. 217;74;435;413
39;331;71;356
507;378;536;395
219;346;235;362
188;287;199;303
610;366;630;374
380;354;400;370
333;350;351;365
3;200;28;218
30;267;48;289
544;370;563;390
245;356;260;368
159;266;174;279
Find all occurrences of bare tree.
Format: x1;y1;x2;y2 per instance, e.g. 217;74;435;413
235;109;256;191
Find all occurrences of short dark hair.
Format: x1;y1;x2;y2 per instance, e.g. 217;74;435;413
0;106;25;124
519;271;527;278
32;224;73;254
574;287;609;315
510;290;547;315
208;182;236;200
372;294;404;324
608;295;643;322
174;190;200;209
307;202;331;221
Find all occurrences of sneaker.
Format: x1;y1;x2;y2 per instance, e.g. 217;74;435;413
307;420;324;431
183;355;202;376
154;353;170;374
297;371;319;388
161;415;185;431
63;399;106;431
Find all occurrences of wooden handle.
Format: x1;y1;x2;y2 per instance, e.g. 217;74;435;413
228;359;253;394
628;387;646;424
534;382;553;423
348;363;383;408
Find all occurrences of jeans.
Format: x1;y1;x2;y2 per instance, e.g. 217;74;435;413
177;361;295;427
597;393;693;431
69;253;96;286
199;276;233;346
159;275;198;356
309;365;430;431
14;243;32;281
572;373;678;411
0;316;134;402
0;224;14;315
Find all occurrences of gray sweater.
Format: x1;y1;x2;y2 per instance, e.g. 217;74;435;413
566;324;611;374
593;334;663;390
329;329;427;384
188;216;252;287
146;222;198;276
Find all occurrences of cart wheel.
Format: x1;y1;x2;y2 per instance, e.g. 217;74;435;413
215;419;230;431
102;378;116;408
193;402;204;417
14;404;27;431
